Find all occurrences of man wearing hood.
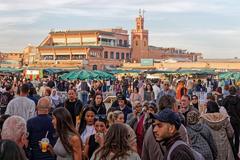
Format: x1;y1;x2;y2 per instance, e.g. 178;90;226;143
223;86;240;160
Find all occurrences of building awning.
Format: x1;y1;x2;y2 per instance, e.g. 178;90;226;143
40;52;53;55
55;52;71;56
71;52;86;55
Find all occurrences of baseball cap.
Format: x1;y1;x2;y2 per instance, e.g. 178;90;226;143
150;108;181;130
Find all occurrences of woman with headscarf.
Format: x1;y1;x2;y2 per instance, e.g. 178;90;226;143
186;110;217;160
51;88;61;108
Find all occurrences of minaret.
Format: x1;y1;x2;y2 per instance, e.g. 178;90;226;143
131;9;149;62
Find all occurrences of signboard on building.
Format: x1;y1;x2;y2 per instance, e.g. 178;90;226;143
141;59;154;66
26;70;39;75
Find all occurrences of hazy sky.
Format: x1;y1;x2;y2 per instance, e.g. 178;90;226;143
0;0;240;58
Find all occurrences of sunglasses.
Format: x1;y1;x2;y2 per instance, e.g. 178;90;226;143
95;115;107;120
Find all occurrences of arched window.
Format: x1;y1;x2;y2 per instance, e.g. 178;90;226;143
126;53;130;60
121;53;124;59
119;39;123;46
116;52;120;59
104;51;108;59
110;52;114;59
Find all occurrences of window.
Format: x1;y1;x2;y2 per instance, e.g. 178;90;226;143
104;51;108;58
110;52;114;59
72;55;86;60
119;39;122;46
121;53;124;59
41;55;54;60
124;40;128;47
144;41;147;47
135;40;138;46
116;52;119;59
55;55;70;60
89;51;97;57
126;53;130;60
93;65;97;70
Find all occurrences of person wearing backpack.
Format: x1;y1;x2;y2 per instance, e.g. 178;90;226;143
151;108;203;160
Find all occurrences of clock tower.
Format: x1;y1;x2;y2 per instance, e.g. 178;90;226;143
131;9;149;62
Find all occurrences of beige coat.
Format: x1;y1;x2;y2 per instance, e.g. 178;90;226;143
200;113;234;160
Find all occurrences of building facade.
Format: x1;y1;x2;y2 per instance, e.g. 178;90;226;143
0;52;23;68
36;28;131;70
1;12;201;69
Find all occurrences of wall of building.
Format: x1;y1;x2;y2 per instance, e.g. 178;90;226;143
0;52;23;68
123;61;240;70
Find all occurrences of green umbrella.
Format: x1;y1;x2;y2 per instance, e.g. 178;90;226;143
61;70;99;80
233;72;240;81
59;71;78;80
0;68;23;73
93;70;115;80
219;72;233;79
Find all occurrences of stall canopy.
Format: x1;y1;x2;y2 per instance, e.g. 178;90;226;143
144;69;216;75
60;70;115;80
219;72;240;80
0;68;23;73
106;69;141;74
92;70;115;80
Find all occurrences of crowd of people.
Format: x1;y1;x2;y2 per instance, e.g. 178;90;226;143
0;73;240;160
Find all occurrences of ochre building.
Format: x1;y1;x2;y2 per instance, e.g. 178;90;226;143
36;28;131;70
2;12;202;70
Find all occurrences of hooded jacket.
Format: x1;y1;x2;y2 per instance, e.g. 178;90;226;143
187;123;217;160
200;113;234;160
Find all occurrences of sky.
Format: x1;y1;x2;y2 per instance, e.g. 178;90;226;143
0;0;240;59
